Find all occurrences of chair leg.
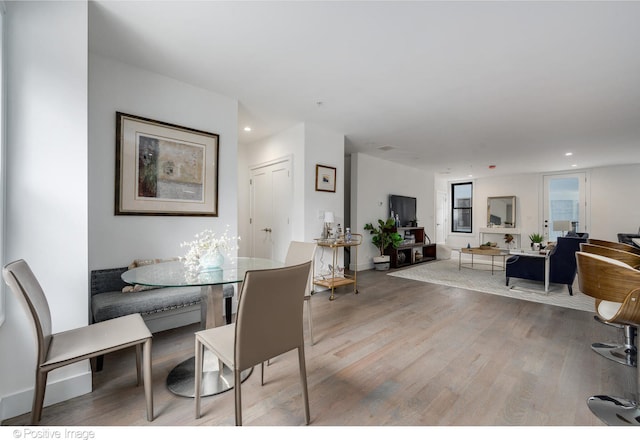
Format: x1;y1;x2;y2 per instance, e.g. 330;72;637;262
261;362;265;386
306;296;315;345
298;345;310;425
567;284;573;295
143;339;153;422
194;338;203;419
234;369;242;426
592;325;637;367
587;356;640;425
587;328;640;425
224;297;233;325
506;277;510;287
32;369;48;424
95;355;104;372
135;344;143;386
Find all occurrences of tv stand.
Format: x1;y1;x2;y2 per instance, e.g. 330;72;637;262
385;227;436;268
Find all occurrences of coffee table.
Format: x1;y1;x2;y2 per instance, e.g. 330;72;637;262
459;247;510;274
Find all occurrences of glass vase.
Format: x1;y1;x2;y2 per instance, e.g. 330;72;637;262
199;249;224;272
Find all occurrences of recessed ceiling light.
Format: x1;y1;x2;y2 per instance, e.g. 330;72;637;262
571;164;578;167
378;145;395;151
243;126;252;132
565;152;573;156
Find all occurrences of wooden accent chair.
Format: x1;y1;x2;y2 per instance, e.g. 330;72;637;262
2;260;153;424
587;238;640;255
194;262;312;425
580;242;640;367
575;251;640;425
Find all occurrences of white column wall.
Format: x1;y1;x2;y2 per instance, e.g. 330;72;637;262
1;1;89;421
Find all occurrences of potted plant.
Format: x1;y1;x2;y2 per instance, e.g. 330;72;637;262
528;232;544;251
364;218;403;270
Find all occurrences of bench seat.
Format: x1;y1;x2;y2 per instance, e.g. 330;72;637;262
90;266;234;328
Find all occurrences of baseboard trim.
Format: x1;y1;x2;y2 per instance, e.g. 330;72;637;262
0;366;92;422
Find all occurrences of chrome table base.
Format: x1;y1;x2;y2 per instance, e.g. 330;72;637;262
167;350;251;398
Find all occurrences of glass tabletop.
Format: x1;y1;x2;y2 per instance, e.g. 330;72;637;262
121;257;283;287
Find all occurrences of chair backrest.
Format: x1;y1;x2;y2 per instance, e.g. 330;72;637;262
548;236;587;283
587;238;640;255
575;252;640;303
284;241;317;296
234;261;311;371
2;260;52;365
580;243;640;268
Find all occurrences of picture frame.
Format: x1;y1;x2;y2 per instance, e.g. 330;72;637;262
315;164;336;192
115;112;219;216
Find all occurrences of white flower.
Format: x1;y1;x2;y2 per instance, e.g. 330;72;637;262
180;226;240;277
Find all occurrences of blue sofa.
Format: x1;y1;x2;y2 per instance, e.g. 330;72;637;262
505;235;588;295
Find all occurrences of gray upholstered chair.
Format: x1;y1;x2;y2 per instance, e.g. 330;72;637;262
284;241;318;344
194;261;312;425
2;260;154;424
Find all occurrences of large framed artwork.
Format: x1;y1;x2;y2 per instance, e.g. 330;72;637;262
315;164;336;192
115;112;219;216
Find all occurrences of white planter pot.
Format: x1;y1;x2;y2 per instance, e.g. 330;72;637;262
373;255;391;271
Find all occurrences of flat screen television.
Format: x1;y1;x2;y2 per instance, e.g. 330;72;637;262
389;195;417;227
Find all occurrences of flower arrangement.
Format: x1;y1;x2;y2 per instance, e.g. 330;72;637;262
180;226;240;276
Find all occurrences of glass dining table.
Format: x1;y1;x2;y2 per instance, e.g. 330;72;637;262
122;257;283;398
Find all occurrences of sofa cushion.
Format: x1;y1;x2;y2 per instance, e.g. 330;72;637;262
92;285;202;322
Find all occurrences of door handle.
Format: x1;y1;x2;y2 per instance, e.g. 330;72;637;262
261;228;272;232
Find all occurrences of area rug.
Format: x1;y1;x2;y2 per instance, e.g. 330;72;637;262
388;256;595;313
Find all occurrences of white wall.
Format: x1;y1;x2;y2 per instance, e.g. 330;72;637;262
89;53;239;270
238;122;344;276
589;164;640;240
238;123;305;257
304;123;345;242
352;153;435;270
437;164;640;250
1;1;89;421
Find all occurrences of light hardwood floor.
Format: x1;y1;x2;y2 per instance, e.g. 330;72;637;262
3;266;633;426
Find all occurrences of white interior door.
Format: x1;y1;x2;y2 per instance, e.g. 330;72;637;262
436;190;446;243
543;172;588;242
249;159;292;262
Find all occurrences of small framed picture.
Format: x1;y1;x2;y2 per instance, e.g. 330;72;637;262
315;164;336;192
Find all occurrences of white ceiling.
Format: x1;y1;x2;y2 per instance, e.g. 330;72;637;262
88;1;640;179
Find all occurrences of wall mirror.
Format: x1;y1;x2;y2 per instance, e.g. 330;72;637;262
487;196;516;228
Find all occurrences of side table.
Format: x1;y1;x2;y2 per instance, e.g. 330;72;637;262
313;234;362;300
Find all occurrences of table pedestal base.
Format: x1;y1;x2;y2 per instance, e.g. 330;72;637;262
166;350;252;398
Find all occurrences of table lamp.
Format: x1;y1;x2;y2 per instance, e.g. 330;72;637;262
553;220;572;237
